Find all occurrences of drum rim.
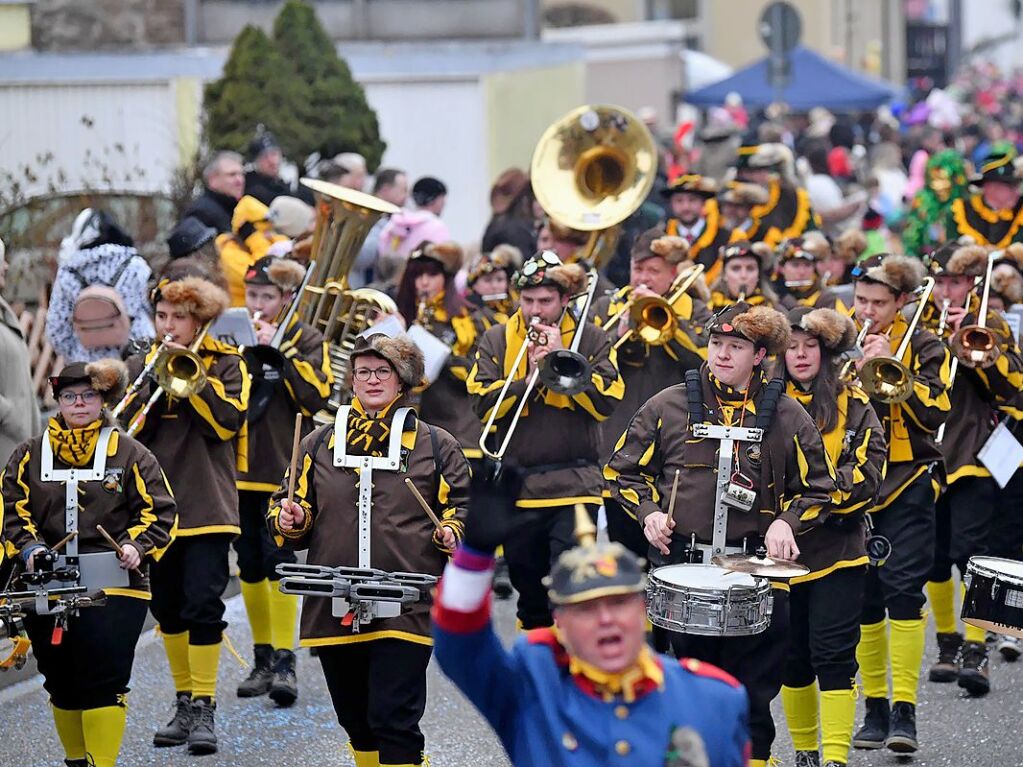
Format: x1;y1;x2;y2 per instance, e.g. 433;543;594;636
968;556;1023;584
649;563;761;589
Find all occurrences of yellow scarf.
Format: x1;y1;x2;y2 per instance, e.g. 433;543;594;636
786;383;848;464
502;310;578;410
46;417;111;467
567;644;665;703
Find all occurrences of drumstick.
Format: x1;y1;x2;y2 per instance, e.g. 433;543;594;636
287;412;303;504
51;531;78;553
97;524;141;572
404;478;444;531
665;469;680;528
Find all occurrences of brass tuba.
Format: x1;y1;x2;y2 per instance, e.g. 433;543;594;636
298;179;400;409
531;105;657;269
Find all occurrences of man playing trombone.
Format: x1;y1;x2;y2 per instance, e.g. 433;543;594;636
847;255;952;755
918;243;1023;697
118;275;249;755
591;228;710;557
234;256;333;705
466;251;624;629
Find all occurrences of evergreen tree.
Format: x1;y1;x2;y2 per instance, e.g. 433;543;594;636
273;0;386;169
203;24;313;162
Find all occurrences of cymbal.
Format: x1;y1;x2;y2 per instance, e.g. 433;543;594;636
711;553;810;579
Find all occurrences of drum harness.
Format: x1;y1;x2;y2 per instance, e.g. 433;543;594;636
276;406;438;632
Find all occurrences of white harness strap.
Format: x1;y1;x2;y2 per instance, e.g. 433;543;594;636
691;423;762;556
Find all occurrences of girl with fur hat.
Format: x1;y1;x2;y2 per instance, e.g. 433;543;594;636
848;254;953;754
118;275;248;755
396;242;486;461
232;256;333;705
709;241;780;311
465;243;522;323
2;359;176;767
779;307;887;767
271;332;469;767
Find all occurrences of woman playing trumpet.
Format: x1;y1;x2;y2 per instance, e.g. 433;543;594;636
709;241;780;311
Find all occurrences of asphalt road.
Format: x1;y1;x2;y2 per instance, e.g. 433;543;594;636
2;593;1023;766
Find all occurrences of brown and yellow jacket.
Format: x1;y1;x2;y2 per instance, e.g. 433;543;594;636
945;194;1023;248
737;180;818;248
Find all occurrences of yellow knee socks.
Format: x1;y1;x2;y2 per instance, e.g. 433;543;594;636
161;630;191;694
890;617;926;704
189;642;221;701
353;752;381;767
857;619;889;699
240;579;272;646
927;578;957;634
82;704;128;767
51;705;85;761
820;688;856;764
962;583;987;644
268;583;299;651
781;682;819;751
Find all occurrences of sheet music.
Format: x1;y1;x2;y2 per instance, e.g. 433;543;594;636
978;421;1023;489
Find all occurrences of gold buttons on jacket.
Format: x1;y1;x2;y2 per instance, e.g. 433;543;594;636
614;705;629;719
562;732;578;751
615;739;631;756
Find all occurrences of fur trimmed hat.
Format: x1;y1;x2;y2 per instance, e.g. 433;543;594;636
409;241;464;275
706;302;791;355
513;251;587;295
991;263;1023;305
854;254;925;295
660;174;717;200
152;276;230;323
777;237;818;264
718;181;769;208
924;239;987;277
467;244;523;286
348;333;426;391
833;230;868;264
788;306;857;353
748;142;792;170
244;256;307;292
631;227;691;264
50;358;129;405
721;240;774;271
1000;243;1023;275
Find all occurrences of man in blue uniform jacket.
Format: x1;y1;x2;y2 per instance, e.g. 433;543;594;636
433;472;750;767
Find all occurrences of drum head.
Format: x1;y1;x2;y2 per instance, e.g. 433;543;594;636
969;556;1023;583
651;564;757;589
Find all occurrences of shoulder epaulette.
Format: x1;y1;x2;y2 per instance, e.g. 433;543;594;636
679;657;742;689
526;628;570;667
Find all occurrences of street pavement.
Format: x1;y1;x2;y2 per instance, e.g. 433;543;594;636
2;593;1023;766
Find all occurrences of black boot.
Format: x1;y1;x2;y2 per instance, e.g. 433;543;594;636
928;631;962;683
852;697;889;749
957;640;991;696
268;648;298;707
187;698;218;755
153;692;193;747
236;643;274;697
65;760;89;766
885;701;918;753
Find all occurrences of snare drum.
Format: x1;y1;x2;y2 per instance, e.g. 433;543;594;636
962;556;1023;639
646;564;773;637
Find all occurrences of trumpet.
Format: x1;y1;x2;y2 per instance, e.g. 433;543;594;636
838;319;873;383
859;277;935;404
949;250;1001;369
610;264;706;351
110;334;172;419
124;322;213;436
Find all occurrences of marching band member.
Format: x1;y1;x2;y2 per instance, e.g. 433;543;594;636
736;143;820;248
848;256;951;754
466;252;624;629
2;360;176;767
432;478;750;767
121;276;249;755
775;237;844;311
709;241;780;311
661;174;733;275
234;256;333;704
944;148;1023;247
605;302;836;767
397;242;484;462
465;244;522;325
919;244;1023;696
591;229;709;556
779;308;887;767
269;333;469;767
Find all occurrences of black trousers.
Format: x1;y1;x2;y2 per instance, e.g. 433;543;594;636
318;639;432;764
931;475;997;581
234;490;296;583
990;467;1023;561
150;534;231;645
25;596;147;710
862;474;936;624
783;567;864;691
503;504;598;629
604;497;649;561
670;588;790;762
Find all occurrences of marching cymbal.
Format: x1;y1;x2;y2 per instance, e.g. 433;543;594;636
711;553;810;579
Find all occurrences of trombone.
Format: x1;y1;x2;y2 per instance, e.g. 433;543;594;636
858;277;936;404
110;334;172;419
609;264;706;351
949;250;1001;369
838;319;872;383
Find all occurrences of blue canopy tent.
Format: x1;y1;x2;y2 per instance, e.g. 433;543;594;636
685;46;899;111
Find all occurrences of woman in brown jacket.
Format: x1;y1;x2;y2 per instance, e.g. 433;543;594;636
271;333;469;767
2;359;176;767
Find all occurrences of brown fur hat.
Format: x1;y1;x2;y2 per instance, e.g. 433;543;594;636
945;244;990;277
833;230;868;264
631;227;690;264
244;255;306;292
348;333;426;391
411;241;464;275
801;231;832;261
1000;243;1023;274
707;302;791;356
467;243;523;285
50;358;129;405
514;251;587;295
857;254;925;295
991;263;1023;305
788;306;856;353
154;276;229;322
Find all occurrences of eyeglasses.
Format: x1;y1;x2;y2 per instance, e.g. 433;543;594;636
58;390;101;406
353;367;393;382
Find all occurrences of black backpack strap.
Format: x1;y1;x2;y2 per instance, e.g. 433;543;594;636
67;266;90;290
755;377;786;432
684;369;705;427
